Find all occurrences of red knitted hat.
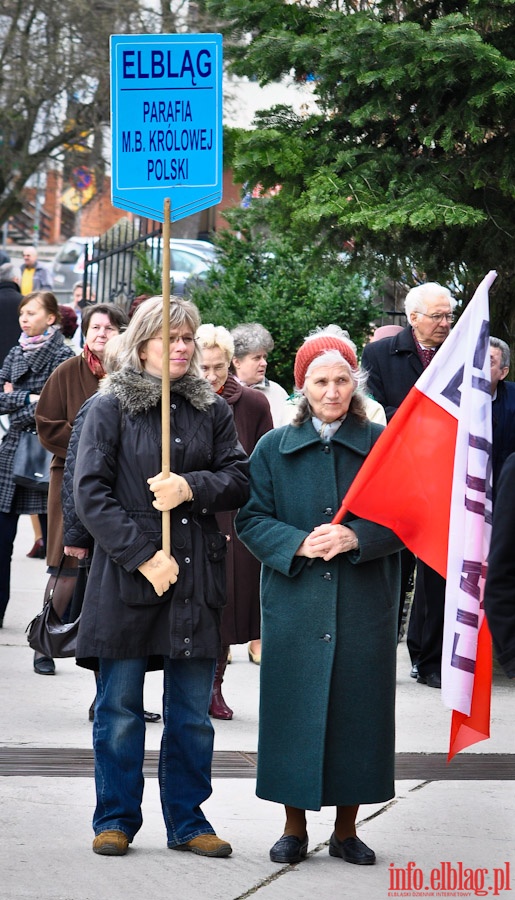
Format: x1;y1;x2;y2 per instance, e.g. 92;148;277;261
294;336;358;389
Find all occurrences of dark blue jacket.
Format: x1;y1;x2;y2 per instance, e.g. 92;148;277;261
492;379;515;498
484;452;515;677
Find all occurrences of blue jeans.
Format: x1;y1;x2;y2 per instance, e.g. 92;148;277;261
93;656;216;845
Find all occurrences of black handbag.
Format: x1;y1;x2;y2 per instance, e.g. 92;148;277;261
25;558;85;658
12;429;52;492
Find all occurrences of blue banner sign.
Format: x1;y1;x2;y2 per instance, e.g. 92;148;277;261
110;33;223;222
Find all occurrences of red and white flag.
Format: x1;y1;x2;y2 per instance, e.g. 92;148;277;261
334;271;497;759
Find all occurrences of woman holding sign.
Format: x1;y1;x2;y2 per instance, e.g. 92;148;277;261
73;296;249;857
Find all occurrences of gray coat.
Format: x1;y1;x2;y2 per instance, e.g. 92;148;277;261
236;415;402;810
73;368;249;671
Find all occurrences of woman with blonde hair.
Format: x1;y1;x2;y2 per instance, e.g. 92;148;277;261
73;297;248;857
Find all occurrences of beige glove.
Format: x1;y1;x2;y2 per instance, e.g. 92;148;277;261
138;550;179;596
147;472;193;510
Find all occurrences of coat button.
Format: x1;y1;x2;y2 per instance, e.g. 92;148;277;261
323;572;332;581
323;445;330;454
323;508;333;515
201;508;208;514
181;518;188;524
184;598;189;604
322;633;332;642
171;403;177;409
184;650;191;657
174;437;181;443
184;557;190;564
184;637;190;644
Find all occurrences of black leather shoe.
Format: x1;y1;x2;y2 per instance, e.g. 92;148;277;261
270;833;308;864
33;654;55;675
410;664;419;679
329;833;376;865
417;672;441;688
88;703;160;723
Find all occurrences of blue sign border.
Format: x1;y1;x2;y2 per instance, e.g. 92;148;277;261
110;33;223;222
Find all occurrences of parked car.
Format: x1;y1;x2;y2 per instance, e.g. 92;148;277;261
51;235;218;303
147;238;218;296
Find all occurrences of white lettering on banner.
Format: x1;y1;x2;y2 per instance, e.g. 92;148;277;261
441;291;493;715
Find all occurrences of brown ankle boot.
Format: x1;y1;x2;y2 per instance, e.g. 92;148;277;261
209;649;233;720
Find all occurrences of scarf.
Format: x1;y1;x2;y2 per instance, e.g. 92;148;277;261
18;324;59;353
312;415;346;442
83;344;106;379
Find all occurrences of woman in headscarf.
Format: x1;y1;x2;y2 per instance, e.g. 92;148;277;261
236;327;402;867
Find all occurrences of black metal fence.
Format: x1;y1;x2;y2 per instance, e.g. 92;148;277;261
83;218;163;315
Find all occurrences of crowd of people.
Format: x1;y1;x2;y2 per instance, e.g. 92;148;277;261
0;245;513;865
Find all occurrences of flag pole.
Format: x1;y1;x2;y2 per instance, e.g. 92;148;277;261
161;198;171;557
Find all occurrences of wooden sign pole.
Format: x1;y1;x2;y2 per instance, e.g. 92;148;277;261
161;198;171;557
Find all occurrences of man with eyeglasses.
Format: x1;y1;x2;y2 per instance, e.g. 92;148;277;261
362;283;456;421
362;282;456;689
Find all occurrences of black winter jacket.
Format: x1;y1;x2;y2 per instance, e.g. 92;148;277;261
484;452;515;678
361;325;424;421
73;368;249;670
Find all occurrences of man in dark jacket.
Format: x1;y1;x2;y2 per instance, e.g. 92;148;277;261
0;263;22;365
490;337;515;499
483;452;515;678
361;282;455;688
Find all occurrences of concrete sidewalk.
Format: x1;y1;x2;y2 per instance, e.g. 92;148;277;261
1;516;513;900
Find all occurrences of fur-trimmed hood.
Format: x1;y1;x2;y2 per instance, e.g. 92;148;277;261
99;368;216;416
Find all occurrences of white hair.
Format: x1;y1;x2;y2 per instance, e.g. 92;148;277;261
404;283;456;317
304;349;359;387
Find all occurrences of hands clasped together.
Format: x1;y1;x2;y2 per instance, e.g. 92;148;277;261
297;524;359;562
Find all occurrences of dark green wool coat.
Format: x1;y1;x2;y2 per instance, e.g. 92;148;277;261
236;414;403;811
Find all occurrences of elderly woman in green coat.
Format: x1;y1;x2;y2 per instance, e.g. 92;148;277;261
236;326;403;867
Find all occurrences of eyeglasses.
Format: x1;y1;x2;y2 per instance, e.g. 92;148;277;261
416;312;455;323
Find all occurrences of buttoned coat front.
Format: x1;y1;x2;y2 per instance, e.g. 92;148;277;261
236;414;402;811
73;369;249;671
